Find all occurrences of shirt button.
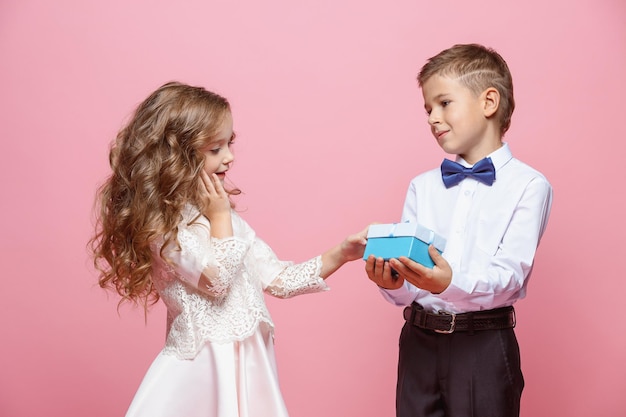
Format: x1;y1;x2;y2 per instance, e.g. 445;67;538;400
464;190;471;196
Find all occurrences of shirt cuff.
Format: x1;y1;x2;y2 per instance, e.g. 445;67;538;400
379;284;416;307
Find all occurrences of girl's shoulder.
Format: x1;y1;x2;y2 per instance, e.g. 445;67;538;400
231;210;255;238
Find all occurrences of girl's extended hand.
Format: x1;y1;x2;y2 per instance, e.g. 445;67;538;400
340;226;369;262
319;226;369;279
199;171;233;238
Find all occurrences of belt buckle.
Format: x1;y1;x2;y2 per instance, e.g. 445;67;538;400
435;310;456;334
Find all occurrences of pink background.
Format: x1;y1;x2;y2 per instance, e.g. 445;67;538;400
1;0;625;416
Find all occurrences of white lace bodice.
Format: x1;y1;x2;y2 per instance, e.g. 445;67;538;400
151;206;328;359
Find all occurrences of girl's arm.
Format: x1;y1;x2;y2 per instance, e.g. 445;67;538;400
197;171;239;294
261;227;368;299
161;172;242;299
161;220;246;300
319;228;369;278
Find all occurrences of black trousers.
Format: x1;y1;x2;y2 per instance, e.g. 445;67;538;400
396;321;524;417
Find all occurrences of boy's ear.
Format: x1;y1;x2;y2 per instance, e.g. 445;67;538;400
482;87;500;118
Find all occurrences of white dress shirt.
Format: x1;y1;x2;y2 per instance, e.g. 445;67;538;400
381;143;553;314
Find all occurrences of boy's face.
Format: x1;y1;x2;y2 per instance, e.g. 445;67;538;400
421;74;498;164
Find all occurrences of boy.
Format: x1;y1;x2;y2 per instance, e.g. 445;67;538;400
365;44;552;417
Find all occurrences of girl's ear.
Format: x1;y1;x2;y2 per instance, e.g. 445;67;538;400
482;87;500;118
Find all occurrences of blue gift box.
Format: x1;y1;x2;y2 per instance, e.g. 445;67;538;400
362;223;447;268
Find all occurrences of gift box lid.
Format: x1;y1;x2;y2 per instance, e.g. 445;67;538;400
366;222;447;252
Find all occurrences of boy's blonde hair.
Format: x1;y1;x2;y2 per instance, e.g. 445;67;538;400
90;81;238;310
418;44;515;135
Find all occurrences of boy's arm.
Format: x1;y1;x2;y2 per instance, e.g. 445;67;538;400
440;177;552;309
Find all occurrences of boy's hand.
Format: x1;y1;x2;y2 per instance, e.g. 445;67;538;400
388;245;452;294
365;255;405;290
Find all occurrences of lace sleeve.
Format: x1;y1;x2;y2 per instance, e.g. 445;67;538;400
201;237;248;298
163;222;249;299
265;256;329;299
238;217;329;299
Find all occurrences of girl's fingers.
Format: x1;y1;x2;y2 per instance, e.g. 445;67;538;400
200;171;229;210
211;173;227;195
199;170;212;191
201;172;222;196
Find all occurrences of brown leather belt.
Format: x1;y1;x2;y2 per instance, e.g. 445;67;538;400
403;302;516;334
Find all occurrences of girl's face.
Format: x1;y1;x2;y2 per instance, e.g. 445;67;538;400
201;112;235;182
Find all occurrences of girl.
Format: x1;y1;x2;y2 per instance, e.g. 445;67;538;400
90;81;368;417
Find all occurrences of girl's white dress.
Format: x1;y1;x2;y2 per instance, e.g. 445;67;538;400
125;206;328;417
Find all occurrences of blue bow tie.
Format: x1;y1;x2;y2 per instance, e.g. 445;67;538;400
441;157;496;188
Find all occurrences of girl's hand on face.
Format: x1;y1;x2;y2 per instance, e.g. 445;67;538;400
199;170;231;222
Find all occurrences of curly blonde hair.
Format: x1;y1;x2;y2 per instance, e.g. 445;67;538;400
90;81;238;310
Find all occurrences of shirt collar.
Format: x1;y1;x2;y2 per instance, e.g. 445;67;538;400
456;142;513;171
